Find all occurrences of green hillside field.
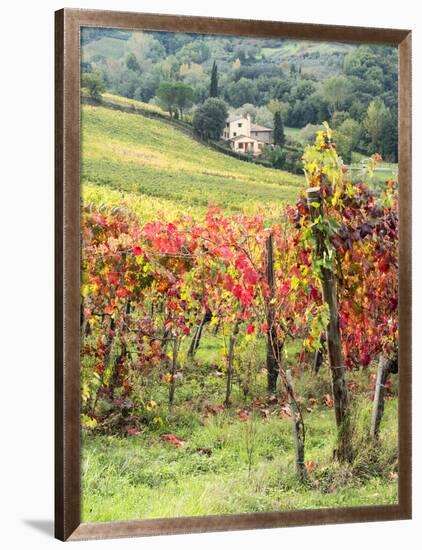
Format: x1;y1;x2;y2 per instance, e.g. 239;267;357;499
259;41;353;78
81;104;305;222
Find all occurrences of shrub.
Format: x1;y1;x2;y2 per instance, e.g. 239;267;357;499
82;70;106;101
192;98;228;140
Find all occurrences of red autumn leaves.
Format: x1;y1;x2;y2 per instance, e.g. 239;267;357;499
81;151;398;423
160;434;185;446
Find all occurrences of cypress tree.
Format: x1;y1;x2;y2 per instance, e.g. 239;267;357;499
210;61;218;98
273;111;285;147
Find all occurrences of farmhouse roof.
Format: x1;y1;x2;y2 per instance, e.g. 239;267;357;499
229;135;260;143
251;123;272;132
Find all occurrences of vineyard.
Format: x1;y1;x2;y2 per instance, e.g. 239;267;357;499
81;119;399;521
81;104;304;221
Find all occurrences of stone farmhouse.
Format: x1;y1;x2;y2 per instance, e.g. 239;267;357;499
222;114;273;156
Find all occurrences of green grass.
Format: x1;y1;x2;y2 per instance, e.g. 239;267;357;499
81;391;398;522
81;104;305;222
349;152;398;184
285;126;304;143
101;92;170;116
82;333;398;522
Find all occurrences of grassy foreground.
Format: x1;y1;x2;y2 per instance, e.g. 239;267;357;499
81;344;398;522
82;404;397;522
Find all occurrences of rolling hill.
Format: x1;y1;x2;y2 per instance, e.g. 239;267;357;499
259;41;354;78
81;103;305;223
82;31;352;80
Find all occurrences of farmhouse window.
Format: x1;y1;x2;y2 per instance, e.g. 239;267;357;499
238;123;242;128
233;132;237;136
239;142;244;149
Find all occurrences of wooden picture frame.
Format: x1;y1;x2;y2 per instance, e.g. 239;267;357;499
55;8;412;541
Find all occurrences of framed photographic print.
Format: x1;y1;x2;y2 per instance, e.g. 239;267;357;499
55;8;412;541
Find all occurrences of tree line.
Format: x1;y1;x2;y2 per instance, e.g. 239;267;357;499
82;30;398;164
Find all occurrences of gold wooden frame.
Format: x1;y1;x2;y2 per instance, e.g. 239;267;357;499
55;8;412;541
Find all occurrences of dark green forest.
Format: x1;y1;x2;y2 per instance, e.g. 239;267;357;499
81;28;398;162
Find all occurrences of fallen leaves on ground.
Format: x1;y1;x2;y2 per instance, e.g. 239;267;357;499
279;404;292;418
126;427;141;436
305;460;316;473
160;433;185;446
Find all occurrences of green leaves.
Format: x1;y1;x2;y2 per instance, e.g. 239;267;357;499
304;303;330;352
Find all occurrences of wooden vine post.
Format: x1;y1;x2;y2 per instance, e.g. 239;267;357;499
109;340;127;398
265;231;281;393
91;315;115;416
169;336;179;405
313;334;325;374
225;320;241;407
187;315;205;358
286;369;307;481
370;356;393;438
188;310;211;358
306;187;353;463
